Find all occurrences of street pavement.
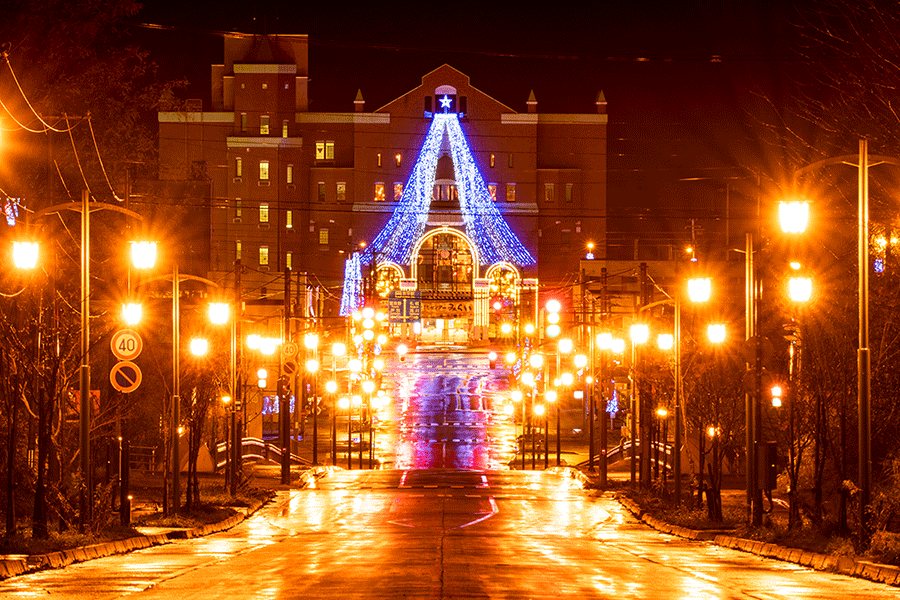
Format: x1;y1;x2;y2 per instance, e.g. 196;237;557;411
1;468;895;598
1;348;894;597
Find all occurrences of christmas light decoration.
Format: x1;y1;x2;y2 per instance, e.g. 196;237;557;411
339;252;364;316
364;113;534;267
445;115;534;265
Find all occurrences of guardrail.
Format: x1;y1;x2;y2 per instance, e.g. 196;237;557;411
214;437;310;470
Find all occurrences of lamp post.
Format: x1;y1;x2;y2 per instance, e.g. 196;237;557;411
331;342;347;465
339;396;351;469
132;243;225;515
630;323;649;486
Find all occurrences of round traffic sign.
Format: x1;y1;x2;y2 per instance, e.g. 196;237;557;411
282;342;299;358
283;360;297;375
110;361;142;393
111;329;143;361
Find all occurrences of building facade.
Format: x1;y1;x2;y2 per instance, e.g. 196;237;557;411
158;33;608;342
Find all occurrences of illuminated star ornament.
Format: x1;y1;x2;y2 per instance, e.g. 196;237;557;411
439;94;453;111
342;113;535;315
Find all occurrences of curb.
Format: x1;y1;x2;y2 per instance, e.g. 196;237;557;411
0;495;270;581
615;494;900;588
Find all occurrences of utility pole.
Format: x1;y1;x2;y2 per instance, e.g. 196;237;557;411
280;267;291;485
599;267;608;488
231;260;242;496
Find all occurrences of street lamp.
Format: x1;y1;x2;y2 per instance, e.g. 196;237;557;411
707;324;727;344
122;303;142;326
630;323;649;486
12;241;39;270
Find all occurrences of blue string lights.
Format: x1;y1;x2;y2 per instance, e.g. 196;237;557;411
365;116;444;265
339;252;364;316
445;115;534;265
364;113;534;267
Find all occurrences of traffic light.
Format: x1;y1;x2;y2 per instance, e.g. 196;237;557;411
488;351;497;369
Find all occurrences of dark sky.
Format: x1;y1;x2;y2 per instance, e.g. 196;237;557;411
129;2;810;221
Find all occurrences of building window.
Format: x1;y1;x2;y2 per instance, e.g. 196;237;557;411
282;120;288;138
235;157;242;178
319;228;329;245
316;141;334;160
565;183;574;203
236;240;242;260
259;245;269;266
286;165;293;185
262;82;268;90
376;153;382;167
374;183;385;202
286;210;293;229
506;183;516;202
394;182;403;202
488;184;498;202
318;182;326;202
395;153;402;167
235;199;242;218
259;160;269;181
490;154;495;168
240;113;247;132
508;153;514;168
259;203;269;223
544;183;554;203
260;115;269;135
337;182;346;202
286;252;293;270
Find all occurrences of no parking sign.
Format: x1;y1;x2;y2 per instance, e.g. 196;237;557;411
110;361;142;393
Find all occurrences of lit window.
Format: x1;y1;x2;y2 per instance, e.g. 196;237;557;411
376;153;382;167
260;115;269;135
490;154;495;168
508;153;514;168
488;184;497;202
235;157;242;178
286;210;293;229
262;82;268;90
318;182;325;202
259;203;269;223
565;183;573;203
395;153;402;167
316;142;325;160
337;182;346;202
545;183;554;203
374;183;385;202
325;142;334;160
319;228;329;245
236;240;242;260
235;199;242;218
394;182;403;202
286;252;293;270
282;120;288;138
240;113;247;132
259;246;269;266
286;165;293;185
506;183;516;202
259;160;269;180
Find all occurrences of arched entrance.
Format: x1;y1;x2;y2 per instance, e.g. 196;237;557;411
412;227;478;343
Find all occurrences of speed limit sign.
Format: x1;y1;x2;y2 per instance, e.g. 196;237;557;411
111;329;143;361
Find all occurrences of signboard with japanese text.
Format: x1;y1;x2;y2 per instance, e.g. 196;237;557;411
387;290;422;322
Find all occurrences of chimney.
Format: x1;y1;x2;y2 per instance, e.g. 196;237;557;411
527;90;537;114
596;90;607;115
354;89;365;113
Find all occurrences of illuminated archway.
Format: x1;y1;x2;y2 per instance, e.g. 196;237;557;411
411;226;480;287
375;262;405;299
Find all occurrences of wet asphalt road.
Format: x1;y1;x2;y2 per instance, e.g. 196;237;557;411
1;350;897;598
1;469;896;598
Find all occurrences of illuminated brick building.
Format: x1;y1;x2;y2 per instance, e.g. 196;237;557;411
158;33;607;341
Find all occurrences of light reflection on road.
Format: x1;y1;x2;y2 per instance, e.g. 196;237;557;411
381;350;516;469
